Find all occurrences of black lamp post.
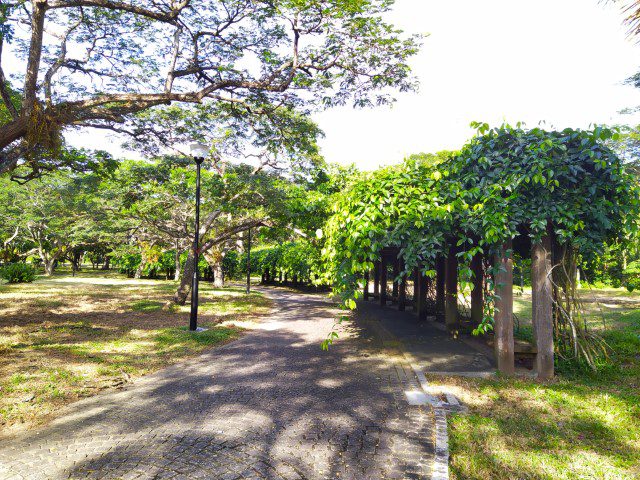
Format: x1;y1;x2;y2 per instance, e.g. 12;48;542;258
189;142;209;331
246;228;251;294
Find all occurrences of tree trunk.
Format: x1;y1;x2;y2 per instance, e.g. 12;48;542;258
494;240;515;375
134;260;145;279
174;248;182;281
212;260;224;288
532;233;554;380
101;256;111;270
23;1;47;116
174;252;194;305
44;258;56;276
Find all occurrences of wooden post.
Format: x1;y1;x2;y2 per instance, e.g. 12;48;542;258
364;271;370;300
471;254;484;324
494;240;515;375
445;244;459;330
391;257;400;303
413;268;419;310
436;256;445;320
373;261;380;298
532;233;554;379
379;256;388;307
416;268;428;321
398;267;407;311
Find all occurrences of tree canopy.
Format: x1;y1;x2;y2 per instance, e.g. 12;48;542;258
0;0;419;178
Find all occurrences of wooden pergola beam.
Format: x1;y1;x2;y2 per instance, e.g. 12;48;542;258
373;260;380;298
363;270;370;300
391;257;399;303
398;258;407;311
416;267;428;321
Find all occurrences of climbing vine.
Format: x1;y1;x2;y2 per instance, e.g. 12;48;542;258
322;124;640;358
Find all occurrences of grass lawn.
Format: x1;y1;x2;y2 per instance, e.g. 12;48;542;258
0;268;272;438
439;287;640;480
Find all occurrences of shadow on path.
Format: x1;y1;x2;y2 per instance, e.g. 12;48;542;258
0;288;435;480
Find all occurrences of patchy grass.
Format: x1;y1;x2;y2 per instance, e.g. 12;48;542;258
443;287;640;480
0;269;272;438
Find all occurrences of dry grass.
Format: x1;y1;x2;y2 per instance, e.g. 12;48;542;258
0;269;273;438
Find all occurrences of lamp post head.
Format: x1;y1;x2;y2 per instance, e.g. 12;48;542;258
189;142;209;164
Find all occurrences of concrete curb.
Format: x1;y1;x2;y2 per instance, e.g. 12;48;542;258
432;408;450;480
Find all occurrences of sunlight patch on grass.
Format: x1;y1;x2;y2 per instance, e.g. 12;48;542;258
0;271;269;436
446;299;640;480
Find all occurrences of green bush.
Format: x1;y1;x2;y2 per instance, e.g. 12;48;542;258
1;263;36;283
623;260;640;292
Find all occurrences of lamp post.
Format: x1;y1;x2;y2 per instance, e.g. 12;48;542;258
189;142;208;331
246;228;251;294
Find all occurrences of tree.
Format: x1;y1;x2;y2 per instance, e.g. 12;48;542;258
102;157;287;303
0;0;419;178
0;169;112;274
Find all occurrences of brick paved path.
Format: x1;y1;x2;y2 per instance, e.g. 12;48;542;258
0;288;435;480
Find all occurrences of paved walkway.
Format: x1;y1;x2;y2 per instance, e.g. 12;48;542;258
0;288;435;480
356;301;495;375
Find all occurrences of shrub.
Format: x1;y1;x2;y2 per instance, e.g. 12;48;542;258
623;260;640;292
1;263;36;283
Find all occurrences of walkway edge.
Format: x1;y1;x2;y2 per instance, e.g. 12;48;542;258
432;408;450;480
359;311;451;480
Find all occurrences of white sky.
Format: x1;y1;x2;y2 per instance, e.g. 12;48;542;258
67;0;640;169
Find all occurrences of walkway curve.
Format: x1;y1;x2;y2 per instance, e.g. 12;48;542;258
0;287;435;479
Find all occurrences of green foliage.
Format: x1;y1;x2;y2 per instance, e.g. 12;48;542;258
222;251;241;280
323;124;640;344
623;260;640;291
1;263;36;283
237;241;322;283
113;251;142;278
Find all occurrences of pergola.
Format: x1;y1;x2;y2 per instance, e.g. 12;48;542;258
361;235;552;378
323;126;636;380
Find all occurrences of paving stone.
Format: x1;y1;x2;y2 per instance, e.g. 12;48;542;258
0;288;434;479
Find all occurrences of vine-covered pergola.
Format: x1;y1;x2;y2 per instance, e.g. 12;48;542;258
323;124;639;379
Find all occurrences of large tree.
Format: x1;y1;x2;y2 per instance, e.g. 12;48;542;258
0;0;418;177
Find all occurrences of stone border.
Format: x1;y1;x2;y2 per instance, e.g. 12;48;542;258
432;408;449;480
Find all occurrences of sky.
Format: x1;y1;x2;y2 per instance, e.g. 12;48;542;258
67;0;640;170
